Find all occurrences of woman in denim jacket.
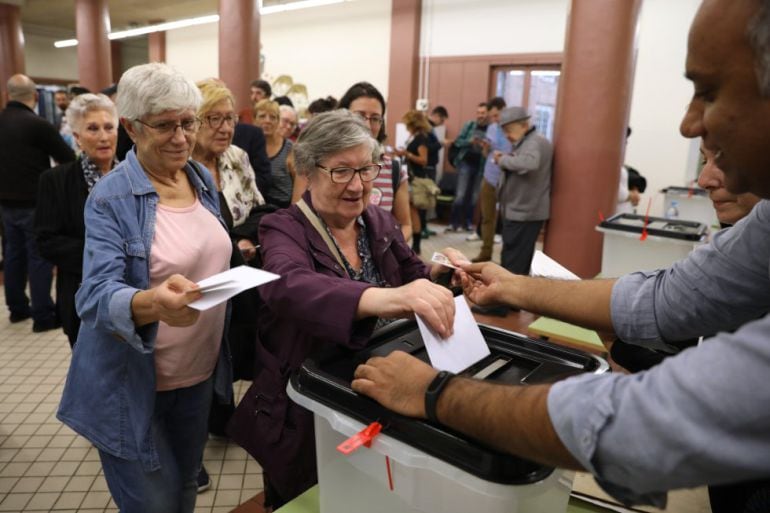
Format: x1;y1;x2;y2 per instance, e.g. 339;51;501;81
57;63;233;513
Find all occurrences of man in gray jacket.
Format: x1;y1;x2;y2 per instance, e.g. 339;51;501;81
493;107;553;275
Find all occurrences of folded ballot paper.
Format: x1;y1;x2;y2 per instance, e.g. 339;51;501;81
417;296;491;373
530;250;580;280
188;265;280;311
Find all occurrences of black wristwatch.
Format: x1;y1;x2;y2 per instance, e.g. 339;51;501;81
424;370;455;424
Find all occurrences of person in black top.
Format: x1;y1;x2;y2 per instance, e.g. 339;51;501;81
396;109;433;253
0;74;75;332
34;93;118;347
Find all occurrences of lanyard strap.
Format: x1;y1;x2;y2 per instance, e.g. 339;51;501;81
296;198;347;272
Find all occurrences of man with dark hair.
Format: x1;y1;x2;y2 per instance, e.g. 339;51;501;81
447;102;489;232
353;1;770;510
0;74;75;332
429;105;448;127
469;96;507;264
250;79;272;103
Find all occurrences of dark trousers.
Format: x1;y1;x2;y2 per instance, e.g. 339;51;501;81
0;206;55;323
501;219;543;275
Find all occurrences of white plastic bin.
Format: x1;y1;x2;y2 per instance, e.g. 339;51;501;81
662;186;718;228
597;213;707;278
288;382;575;513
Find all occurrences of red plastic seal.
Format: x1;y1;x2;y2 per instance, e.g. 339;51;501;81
337;422;383;455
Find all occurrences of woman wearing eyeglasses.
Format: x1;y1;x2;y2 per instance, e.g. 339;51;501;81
194;79;265;263
57;63;233;513
228;110;467;509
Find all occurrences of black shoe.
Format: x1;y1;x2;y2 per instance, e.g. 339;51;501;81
9;312;31;323
32;318;61;333
471;305;511;317
197;466;211;493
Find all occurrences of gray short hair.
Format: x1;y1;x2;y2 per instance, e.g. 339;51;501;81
293;110;381;176
116;63;201;122
65;93;117;134
748;0;770;96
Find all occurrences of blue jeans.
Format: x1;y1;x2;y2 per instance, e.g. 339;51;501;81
0;206;55;322
449;160;482;230
98;377;214;513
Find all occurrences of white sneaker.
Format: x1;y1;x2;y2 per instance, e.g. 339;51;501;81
494;234;502;244
465;233;480;241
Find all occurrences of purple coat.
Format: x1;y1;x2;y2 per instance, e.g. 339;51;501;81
228;192;430;501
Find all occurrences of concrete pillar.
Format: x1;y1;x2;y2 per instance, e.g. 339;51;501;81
0;3;25;108
75;0;113;93
543;0;643;278
148;31;166;63
386;0;421;146
218;0;260;114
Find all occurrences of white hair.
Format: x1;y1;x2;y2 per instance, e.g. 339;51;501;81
116;63;201;122
65;93;117;134
748;0;770;96
279;104;297;117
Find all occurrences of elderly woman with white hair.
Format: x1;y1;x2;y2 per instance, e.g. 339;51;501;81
57;63;233;513
228;109;468;509
34;93;118;348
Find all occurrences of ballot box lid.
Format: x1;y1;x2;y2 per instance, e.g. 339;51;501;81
290;320;609;485
660;185;709;198
598;213;707;241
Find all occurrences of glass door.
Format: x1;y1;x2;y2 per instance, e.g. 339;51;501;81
492;66;561;141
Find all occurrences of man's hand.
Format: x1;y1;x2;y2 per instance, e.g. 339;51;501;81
492;150;503;164
152;274;202;327
429;246;471;283
352;351;438;418
459;261;515;307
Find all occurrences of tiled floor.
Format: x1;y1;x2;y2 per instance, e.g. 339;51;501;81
0;221;498;513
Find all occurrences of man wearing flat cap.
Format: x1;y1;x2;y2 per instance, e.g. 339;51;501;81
492;106;553;278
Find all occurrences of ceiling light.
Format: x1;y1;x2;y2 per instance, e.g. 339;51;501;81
54;0;352;48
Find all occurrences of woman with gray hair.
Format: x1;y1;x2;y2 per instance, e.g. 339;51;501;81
56;63;233;513
228;109;467;508
35;93;118;347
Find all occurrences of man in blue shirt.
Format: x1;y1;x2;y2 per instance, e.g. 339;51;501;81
353;0;770;508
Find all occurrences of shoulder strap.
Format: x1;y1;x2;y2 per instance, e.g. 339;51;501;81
296;198;346;271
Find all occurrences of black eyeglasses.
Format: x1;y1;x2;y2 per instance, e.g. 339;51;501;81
135;117;201;135
204;113;239;129
316;163;382;184
353;111;383;126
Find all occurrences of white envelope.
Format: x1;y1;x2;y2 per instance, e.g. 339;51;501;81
188;265;280;311
416;296;491;373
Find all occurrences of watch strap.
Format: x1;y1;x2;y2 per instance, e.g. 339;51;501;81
424;370;455;424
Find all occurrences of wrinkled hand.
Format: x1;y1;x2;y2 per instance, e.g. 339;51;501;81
152;274;202;327
459;261;513;307
395;279;456;338
352;351;438;418
430;246;470;286
492;150;503;164
237;239;257;261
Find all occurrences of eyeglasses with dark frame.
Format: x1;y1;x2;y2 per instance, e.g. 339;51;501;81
353;111;384;126
135;117;202;135
315;163;382;184
204;113;239;129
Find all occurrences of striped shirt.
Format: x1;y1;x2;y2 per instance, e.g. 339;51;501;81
369;155;408;212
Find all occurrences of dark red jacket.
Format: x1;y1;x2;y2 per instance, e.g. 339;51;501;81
228;191;429;501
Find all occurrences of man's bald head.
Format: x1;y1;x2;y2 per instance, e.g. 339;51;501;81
7;74;37;104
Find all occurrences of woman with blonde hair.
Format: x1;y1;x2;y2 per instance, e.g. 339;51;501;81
397;109;434;254
255;99;295;208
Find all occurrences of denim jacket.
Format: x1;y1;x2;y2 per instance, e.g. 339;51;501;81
57;150;233;471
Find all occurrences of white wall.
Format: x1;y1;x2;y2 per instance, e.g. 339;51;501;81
166;22;219;83
261;0;391;100
164;0;391;102
625;0;701;215
421;0;569;57
24;31;79;83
